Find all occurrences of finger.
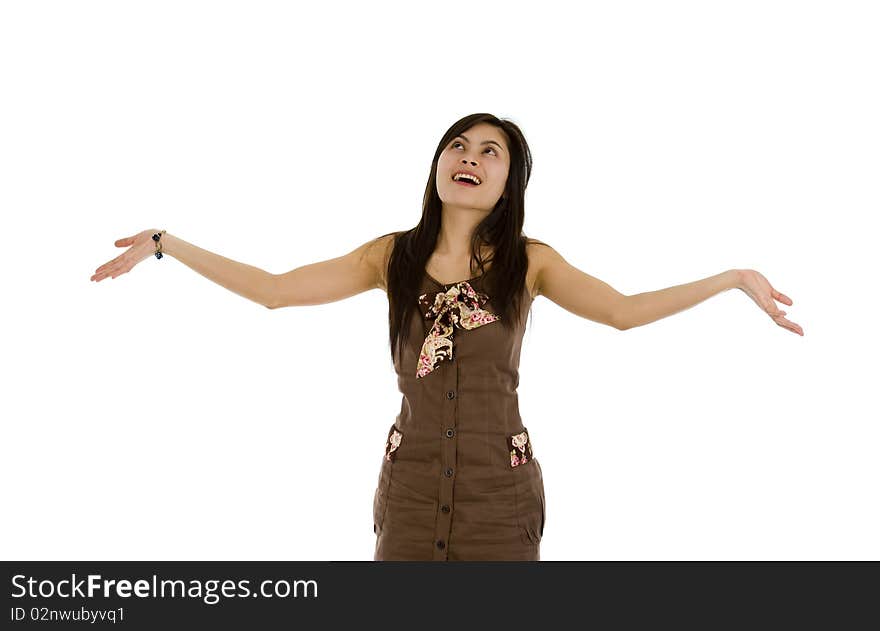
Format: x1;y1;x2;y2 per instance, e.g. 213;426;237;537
764;304;786;317
773;318;792;332
114;235;136;247
782;316;801;333
95;258;120;274
785;323;804;336
773;315;803;336
772;288;792;305
99;253;124;268
105;261;124;279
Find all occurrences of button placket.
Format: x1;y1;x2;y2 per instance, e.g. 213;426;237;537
433;353;459;560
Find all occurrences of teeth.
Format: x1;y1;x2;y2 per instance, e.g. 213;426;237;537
453;172;481;185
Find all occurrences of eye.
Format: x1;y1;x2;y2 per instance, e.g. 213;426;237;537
451;141;497;156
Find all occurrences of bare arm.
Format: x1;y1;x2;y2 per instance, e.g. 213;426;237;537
269;232;396;308
91;229;276;308
165;232;398;308
531;241;629;330
532;241;741;330
168;231;397;309
619;270;741;330
160;233;277;308
91;229;396;309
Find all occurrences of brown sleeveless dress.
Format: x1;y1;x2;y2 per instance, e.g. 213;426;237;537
373;269;545;561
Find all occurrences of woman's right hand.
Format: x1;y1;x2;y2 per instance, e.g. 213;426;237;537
90;229;161;282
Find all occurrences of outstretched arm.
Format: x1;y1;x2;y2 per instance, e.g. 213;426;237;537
531;241;628;330
161;233;277;308
531;242;803;335
618;268;802;335
269;233;394;308
91;229;396;310
91;229;277;308
618;269;740;330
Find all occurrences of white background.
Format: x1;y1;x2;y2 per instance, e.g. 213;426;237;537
1;0;877;560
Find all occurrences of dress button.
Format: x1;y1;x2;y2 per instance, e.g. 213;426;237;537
444;467;454;477
446;428;454;438
446;390;455;399
436;540;446;549
441;504;450;513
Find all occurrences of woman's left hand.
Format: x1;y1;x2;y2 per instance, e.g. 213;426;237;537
735;269;804;336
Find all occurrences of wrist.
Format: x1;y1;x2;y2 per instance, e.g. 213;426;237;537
728;269;744;291
151;229;167;259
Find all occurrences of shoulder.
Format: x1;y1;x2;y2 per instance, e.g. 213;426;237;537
526;237;553;254
525;237;556;297
364;231;404;292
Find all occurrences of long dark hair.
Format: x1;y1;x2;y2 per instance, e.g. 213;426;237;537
375;113;547;366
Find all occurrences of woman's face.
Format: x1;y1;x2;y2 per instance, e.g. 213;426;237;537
436;122;511;212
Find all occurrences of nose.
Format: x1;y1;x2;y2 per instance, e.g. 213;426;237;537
461;157;478;167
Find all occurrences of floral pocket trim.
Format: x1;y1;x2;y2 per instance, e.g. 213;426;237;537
385;426;403;462
507;428;534;468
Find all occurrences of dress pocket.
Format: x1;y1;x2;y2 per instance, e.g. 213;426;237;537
507;428;534;468
536;459;546;539
372;462;390;535
508;428;544;546
385;424;403;462
373;423;403;535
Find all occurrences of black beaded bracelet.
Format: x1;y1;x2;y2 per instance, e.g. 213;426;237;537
152;230;166;259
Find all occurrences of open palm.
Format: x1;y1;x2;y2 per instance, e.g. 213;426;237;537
737;269;804;336
90;229;157;282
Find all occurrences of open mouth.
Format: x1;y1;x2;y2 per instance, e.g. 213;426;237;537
452;172;481;187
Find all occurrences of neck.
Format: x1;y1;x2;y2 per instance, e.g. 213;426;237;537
435;203;491;258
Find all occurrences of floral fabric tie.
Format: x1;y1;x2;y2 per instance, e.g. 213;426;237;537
416;281;500;378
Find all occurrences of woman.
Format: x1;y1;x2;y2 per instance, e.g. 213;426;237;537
91;112;803;561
